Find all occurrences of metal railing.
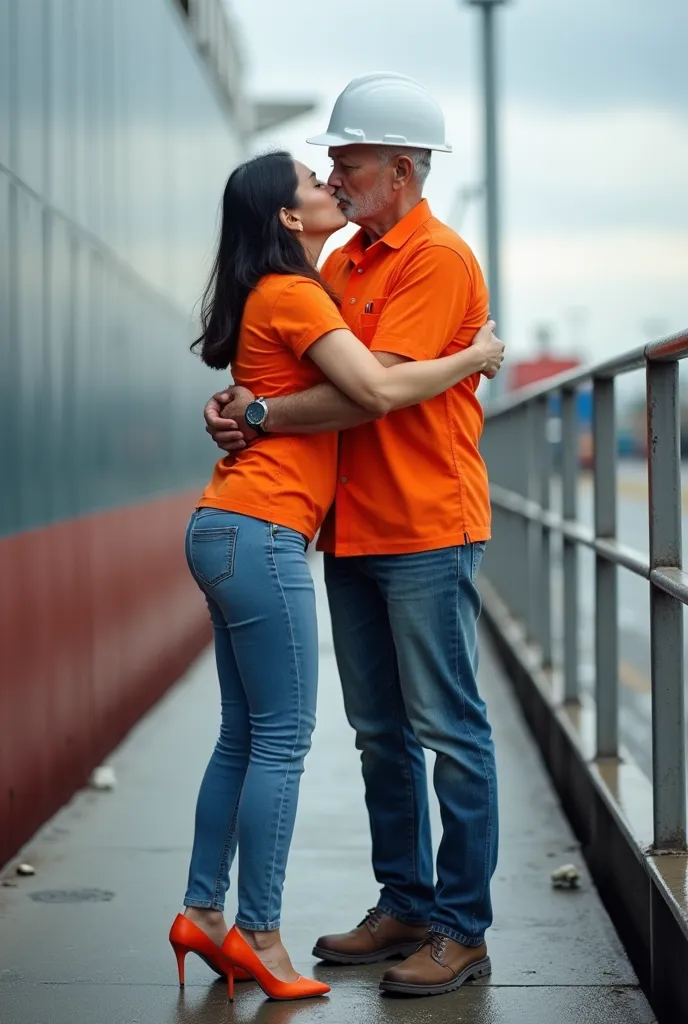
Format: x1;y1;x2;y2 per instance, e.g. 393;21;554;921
481;330;688;850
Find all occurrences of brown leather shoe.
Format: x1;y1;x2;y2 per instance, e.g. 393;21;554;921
312;908;429;965
379;932;491;996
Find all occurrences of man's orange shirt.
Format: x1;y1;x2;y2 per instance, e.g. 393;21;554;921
318;199;491;556
198;275;347;542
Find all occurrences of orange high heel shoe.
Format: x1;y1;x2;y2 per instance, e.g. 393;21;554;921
169;914;251;987
221;925;330;1001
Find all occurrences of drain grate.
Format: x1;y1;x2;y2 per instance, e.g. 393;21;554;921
29;888;116;904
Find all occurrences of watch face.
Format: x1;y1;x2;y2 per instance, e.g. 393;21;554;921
245;401;264;428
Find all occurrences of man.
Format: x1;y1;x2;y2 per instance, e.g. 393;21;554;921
205;73;500;997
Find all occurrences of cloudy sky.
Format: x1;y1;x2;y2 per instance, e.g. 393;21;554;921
225;0;688;371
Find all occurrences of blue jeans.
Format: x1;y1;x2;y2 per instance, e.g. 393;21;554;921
183;509;317;930
324;543;498;947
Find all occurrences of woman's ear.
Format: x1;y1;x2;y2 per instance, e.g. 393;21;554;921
279;207;304;233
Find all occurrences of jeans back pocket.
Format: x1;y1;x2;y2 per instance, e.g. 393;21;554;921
188;524;238;587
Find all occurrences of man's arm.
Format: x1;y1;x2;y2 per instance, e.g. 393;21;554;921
205;353;408;452
207;244;496;452
267;351;409;433
268;246;477;434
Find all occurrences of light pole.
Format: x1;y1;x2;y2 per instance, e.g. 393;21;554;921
463;0;510;339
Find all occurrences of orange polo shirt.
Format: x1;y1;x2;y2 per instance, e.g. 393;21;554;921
198;274;347;541
317;199;491;556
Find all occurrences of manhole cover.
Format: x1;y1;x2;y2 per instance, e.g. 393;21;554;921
29;889;115;904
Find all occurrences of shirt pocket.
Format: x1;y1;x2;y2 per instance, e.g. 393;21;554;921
357;297;388;345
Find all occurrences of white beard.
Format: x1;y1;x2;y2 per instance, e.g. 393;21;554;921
336;177;389;224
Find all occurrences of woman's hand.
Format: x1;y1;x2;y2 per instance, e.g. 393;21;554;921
204;386;255;452
470;320;505;379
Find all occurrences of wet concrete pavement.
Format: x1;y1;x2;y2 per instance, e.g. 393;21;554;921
0;557;656;1023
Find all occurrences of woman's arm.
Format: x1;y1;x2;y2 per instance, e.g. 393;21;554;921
305;321;503;415
204;324;504;451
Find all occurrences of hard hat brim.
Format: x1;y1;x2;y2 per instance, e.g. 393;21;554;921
306;131;357;148
306;130;452;153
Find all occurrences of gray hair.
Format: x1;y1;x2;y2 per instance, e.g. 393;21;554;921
377;146;432;188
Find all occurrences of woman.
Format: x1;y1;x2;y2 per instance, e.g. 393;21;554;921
169;151;504;1002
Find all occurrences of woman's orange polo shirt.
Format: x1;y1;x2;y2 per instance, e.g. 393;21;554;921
197;274;346;542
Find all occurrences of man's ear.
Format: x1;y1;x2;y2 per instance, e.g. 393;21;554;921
391;155;415;190
279;207;304;232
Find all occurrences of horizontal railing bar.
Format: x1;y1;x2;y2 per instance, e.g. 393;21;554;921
490;485;650;578
650;567;688;606
487;331;688;855
490;484;541;519
559;517;596;546
595;539;651;578
645;329;688;363
486;347;646;416
485;329;688;418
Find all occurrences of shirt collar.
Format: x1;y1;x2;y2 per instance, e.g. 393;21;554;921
341;199;433;264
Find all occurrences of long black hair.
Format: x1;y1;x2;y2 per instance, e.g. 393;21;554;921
192;150;337;370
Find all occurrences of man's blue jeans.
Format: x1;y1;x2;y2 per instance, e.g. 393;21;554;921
324;543;498;947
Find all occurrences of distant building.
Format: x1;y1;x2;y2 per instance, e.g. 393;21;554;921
508;355;581;393
505;355;598;466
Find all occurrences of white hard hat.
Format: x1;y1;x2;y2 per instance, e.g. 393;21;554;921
307;72;452;153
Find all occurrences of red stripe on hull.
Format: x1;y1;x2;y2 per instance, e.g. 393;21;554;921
0;492;209;867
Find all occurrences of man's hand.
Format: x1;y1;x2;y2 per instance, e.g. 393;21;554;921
469;320;505;380
204;385;256;453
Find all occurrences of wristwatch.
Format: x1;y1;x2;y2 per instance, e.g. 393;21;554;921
245;396;269;435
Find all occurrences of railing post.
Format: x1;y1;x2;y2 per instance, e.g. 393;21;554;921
483;420;506;602
561;387;579;702
503;406;530;631
518;404;533;638
528;396;552;665
646;357;686;851
526;401;540;644
593;377;618;758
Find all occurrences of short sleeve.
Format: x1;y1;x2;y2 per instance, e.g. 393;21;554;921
272;277;348;359
370;246;474;360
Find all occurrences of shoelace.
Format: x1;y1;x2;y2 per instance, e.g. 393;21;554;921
420;931;447;959
359;907;382;930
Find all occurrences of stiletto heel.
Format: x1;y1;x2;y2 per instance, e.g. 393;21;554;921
221;926;330;1001
168;914;252;985
171;941;187;987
